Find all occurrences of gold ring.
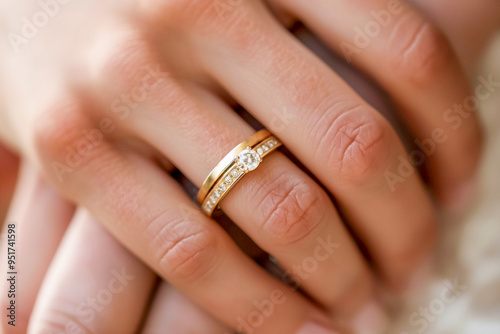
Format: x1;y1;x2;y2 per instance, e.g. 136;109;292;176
197;130;282;216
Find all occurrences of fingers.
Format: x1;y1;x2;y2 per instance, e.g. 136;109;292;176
134;101;374;315
412;0;500;69
87;24;380;323
272;0;483;209
142;282;233;334
0;163;74;334
29;209;156;334
35;124;336;334
181;0;436;289
118;70;379;318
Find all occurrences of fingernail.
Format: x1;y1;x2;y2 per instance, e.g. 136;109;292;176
405;257;434;292
351;298;389;334
445;178;477;212
296;322;338;334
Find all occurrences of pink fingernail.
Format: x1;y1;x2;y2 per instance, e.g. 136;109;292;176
351;298;389;334
296;322;338;334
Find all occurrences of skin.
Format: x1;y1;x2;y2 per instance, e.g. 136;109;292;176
0;0;499;333
1;161;232;334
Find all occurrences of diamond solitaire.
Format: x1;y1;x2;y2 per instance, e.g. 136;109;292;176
197;130;282;216
237;147;261;172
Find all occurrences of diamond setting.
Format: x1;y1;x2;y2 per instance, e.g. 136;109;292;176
205;201;213;212
201;137;280;216
237;148;261;172
231;169;240;177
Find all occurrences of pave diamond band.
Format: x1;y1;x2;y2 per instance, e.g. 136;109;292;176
197;130;282;216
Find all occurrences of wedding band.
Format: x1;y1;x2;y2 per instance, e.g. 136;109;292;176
197;130;282;216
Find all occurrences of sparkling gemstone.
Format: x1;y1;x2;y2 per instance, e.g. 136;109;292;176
256;147;264;155
262;145;269;152
238;148;261;171
219;184;226;192
231;169;239;177
268;141;274;148
210;196;216;204
214;190;220;198
225;176;233;184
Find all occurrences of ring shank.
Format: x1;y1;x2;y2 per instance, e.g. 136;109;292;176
197;130;282;216
197;130;270;203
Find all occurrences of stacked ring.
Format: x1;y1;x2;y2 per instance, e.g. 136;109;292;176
197;130;282;216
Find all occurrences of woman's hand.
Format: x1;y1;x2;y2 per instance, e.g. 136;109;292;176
0;161;231;334
0;0;495;333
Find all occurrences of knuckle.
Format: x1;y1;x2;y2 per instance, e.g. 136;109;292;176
255;171;325;247
391;18;452;82
33;97;92;163
153;215;220;283
32;96;112;184
94;29;158;92
309;101;391;184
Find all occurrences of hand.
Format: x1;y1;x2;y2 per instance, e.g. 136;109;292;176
0;0;493;333
0;161;231;334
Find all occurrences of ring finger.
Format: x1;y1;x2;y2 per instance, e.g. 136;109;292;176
172;0;438;289
91;27;384;331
